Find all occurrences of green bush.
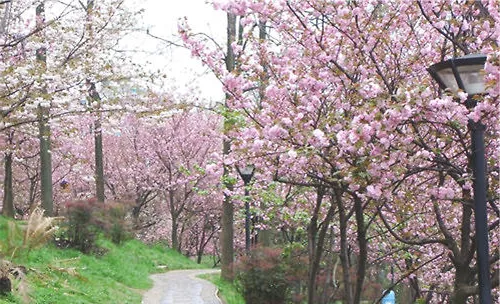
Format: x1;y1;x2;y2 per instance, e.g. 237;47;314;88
236;247;288;304
0;210;59;303
59;199;133;253
281;243;308;303
60;199;100;253
94;201;133;245
0;208;60;260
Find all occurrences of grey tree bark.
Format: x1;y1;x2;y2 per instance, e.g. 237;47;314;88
87;81;105;202
36;2;53;216
86;0;105;203
220;12;237;282
2;131;14;218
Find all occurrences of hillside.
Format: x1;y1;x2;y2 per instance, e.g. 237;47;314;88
0;216;208;304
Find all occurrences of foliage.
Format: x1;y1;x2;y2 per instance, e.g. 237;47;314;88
0;214;206;303
94;200;134;245
59;199;101;254
281;243;309;303
102;111;222;257
180;0;500;302
59;199;133;254
21;208;62;255
0;213;59;303
0;207;60;260
235;247;289;304
0;0;498;302
22;239;206;303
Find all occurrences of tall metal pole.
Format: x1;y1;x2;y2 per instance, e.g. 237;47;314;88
237;165;254;254
428;55;492;302
469;114;492;304
244;184;251;253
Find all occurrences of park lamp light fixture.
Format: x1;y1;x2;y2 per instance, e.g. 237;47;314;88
236;164;255;253
428;53;492;304
236;164;255;185
427;54;487;105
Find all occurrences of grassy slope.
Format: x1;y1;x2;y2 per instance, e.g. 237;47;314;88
199;273;245;304
0;216;209;304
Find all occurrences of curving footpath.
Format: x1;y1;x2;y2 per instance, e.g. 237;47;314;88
141;269;222;304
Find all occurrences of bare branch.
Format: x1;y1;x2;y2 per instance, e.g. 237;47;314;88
146;29;186;48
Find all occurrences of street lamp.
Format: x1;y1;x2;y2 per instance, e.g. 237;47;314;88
428;54;492;303
236;164;255;253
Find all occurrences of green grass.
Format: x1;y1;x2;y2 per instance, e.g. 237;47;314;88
0;216;209;304
199;273;245;304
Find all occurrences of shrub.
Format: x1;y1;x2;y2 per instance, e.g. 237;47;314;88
59;199;133;253
0;209;57;303
23;208;62;254
0;207;61;259
94;201;133;245
235;247;288;304
281;243;309;303
61;199;100;254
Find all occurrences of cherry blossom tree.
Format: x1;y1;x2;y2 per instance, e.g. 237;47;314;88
100;109;223;255
1;0;143;214
181;0;499;302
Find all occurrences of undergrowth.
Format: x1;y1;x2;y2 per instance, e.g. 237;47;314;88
199;273;245;304
0;215;207;304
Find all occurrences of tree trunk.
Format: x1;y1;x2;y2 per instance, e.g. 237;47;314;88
253;20;272;247
337;190;353;303
36;2;53;216
196;232;205;264
94;116;105;202
168;189;181;252
306;187;323;304
86;0;105;203
353;195;367;304
220;149;234;280
450;197;475;304
171;218;179;251
451;267;471;304
2;151;14;218
38;106;52;216
220;12;237;282
0;0;12;35
307;216;318;304
307;187;337;304
38;105;52;216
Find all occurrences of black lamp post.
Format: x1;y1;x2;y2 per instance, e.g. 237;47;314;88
428;54;492;303
236;164;255;253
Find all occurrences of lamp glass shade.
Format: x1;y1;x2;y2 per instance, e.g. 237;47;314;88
237;164;255;184
428;54;486;95
457;64;486;95
433;67;459;93
240;165;255;177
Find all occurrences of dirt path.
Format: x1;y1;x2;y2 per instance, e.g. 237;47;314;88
141;269;222;304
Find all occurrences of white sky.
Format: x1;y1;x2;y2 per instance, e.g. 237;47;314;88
128;0;226;103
